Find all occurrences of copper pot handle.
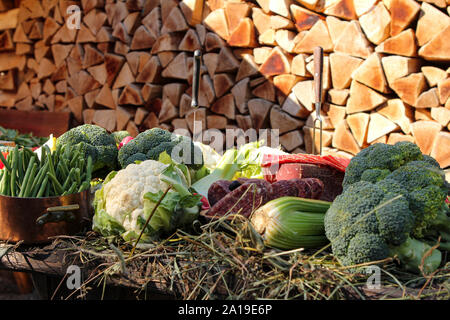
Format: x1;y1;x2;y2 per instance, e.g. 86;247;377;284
36;204;79;226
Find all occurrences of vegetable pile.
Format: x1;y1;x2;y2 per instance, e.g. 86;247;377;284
1;120;446;300
10;122;444;283
92;138;290;243
325;141;449;274
0;144;92;198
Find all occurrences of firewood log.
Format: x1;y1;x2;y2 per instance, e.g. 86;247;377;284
411;120;442;154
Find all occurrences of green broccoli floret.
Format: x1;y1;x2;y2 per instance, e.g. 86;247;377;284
126;153;148;165
422;154;441;168
386;160;448;239
360;168;391;184
342;141;424;188
57;124;118;172
324;180;442;274
118;128;203;170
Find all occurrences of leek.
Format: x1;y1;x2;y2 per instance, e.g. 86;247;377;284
251;197;332;250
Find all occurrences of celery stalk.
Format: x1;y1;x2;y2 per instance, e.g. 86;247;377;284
251;197;332;250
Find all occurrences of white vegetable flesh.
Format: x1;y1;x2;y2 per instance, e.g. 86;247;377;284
103;160;169;232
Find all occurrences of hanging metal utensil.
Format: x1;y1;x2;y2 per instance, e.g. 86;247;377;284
191;50;202;140
312;46;324;156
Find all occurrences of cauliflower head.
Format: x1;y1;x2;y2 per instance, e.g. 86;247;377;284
93;160;170;238
104;160;169;231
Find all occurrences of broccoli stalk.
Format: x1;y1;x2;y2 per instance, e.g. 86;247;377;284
389;237;442;275
430;208;450;243
422;207;450;250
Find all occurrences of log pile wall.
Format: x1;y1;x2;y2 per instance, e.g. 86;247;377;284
0;0;449;167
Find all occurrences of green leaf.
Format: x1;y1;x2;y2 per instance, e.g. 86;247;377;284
103;170;118;184
160;164;191;197
179;194;202;208
144;190;180;212
158;151;173;165
92;208;125;237
193;166;209;182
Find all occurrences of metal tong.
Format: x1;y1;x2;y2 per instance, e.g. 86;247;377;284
191;50;202;137
312;47;324;155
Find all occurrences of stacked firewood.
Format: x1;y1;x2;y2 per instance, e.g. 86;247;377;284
1;0;449;168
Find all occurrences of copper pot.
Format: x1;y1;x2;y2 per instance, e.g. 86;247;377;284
0;190;92;244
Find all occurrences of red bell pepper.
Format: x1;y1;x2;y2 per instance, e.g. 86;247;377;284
193;192;210;210
119;136;134;150
0;151;9;170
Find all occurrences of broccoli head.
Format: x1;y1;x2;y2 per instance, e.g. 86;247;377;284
342;140;450;242
327;141;450;274
324;179;442;274
57;124;118;172
118;128;203;170
342;141;424;188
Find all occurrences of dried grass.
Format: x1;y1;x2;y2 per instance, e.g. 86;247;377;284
55;214;450;300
